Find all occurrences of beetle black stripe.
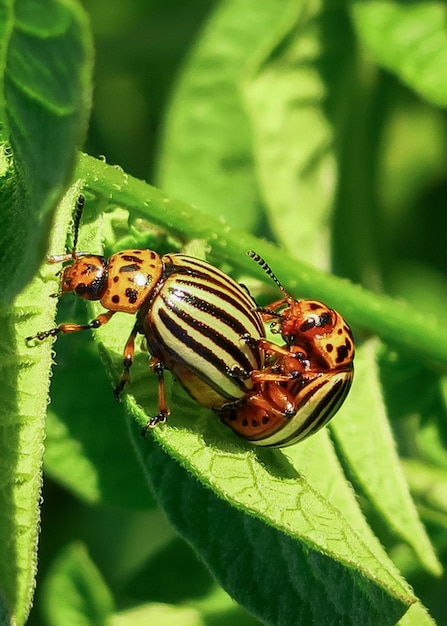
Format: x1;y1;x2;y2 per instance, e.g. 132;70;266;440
119;263;141;273
295;378;349;439
299;378;347;434
289;378;349;446
258;377;351;447
176;271;260;315
144;254;265;402
155;308;250;398
162;299;257;371
166;286;260;339
156;309;246;401
175;278;260;324
181;270;256;309
167;257;264;336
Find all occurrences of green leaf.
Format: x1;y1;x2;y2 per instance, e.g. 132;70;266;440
157;0;297;232
122;537;219;605
0;0;93;303
244;1;346;266
332;340;442;576
41;542;114;626
0;589;12;626
74;284;415;624
398;603;438;626
126;418;414;625
264;433;435;626
0;187;78;626
110;603;204;626
44;319;155;510
121;537;260;625
21;188;154;511
351;1;447;107
401;459;447;518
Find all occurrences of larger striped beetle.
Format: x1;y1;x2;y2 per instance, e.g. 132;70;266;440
219;252;355;447
27;194;266;430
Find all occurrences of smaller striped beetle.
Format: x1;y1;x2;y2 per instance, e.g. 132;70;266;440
219;252;354;447
27;195;266;430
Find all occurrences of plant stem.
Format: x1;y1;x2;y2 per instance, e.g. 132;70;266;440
76;152;447;371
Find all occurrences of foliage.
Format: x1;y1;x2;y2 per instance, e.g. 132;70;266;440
1;1;447;625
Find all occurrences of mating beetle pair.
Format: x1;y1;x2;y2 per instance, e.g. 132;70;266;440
28;195;354;447
220;253;354;447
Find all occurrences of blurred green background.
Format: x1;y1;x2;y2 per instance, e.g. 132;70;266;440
85;0;215;180
85;0;447;302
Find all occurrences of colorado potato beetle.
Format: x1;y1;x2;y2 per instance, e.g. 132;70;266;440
219;252;354;447
27;195;266;428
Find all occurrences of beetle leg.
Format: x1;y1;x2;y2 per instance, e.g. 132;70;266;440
141;359;171;437
251;370;301;384
246;347;307;386
255;338;291;357
26;310;117;342
241;384;297;419
114;321;139;401
242;335;307;361
152;359;171;421
254;298;288;319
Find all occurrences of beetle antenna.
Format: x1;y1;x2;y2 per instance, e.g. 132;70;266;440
71;194;85;258
247;250;288;296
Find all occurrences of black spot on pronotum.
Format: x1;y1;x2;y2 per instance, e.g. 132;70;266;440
318;312;332;328
112;294;120;304
120;254;143;263
337;344;350;363
120;263;141;273
125;288;138;304
300;319;315;332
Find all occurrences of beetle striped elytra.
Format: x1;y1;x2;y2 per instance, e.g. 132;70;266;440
27;195;266;429
218;252;354;447
135;252;266;414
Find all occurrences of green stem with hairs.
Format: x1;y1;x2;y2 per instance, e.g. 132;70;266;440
76;152;447;371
